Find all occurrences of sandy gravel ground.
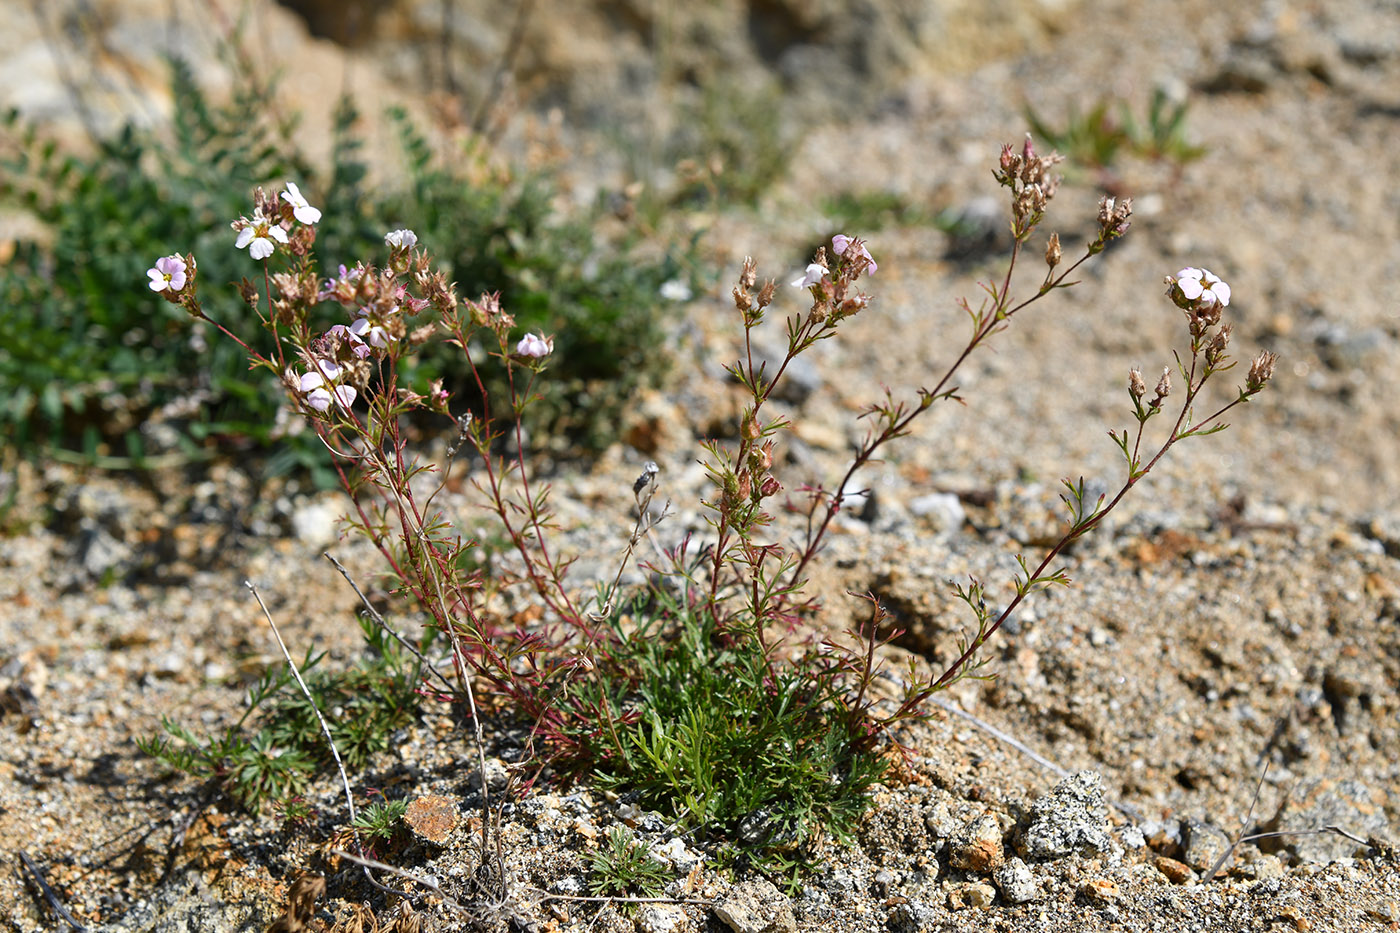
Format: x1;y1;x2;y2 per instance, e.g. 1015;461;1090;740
2;0;1398;930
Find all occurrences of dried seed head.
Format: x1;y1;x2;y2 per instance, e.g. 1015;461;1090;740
739;256;758;291
1097;196;1133;241
1152;366;1172;408
1205;322;1233;367
756;279;776;309
1246;350;1279;393
1129;367;1146;400
993;136;1064;222
1045;232;1062;269
238;278;259;307
1189;302;1223;335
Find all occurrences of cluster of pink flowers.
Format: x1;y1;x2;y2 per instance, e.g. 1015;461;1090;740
327;314;394;360
150;186;560;419
291;359;357;412
791;234;878;290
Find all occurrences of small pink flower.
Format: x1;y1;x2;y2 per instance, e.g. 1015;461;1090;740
790;262;828;289
516;333;554;358
319;264;365;303
147;255;188;292
233;209;289;260
831;234;877;275
282;182;321;225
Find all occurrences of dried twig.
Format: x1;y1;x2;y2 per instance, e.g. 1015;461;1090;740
246;581;358;830
1204;759;1271;882
17;849;88;933
591;462;670;622
323;552;456;695
927;695;1145;822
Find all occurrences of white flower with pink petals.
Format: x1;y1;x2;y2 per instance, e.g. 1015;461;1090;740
831;234;877;275
1170;267;1230;308
350;313;394;349
791;262;828;289
147;255;188;292
516;333;553;359
296;360;357;411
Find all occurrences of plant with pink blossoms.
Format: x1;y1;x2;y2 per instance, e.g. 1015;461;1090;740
143;136;1280;883
830;233;877;275
292;359;357;412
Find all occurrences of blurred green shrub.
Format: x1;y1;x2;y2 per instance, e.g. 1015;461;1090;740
0;58;310;463
383;107;695;450
0;57;694;466
1025;88;1206;177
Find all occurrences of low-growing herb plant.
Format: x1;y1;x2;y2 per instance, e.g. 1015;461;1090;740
588;826;675;900
139;616;425;811
351;797;409;846
141;134;1275;887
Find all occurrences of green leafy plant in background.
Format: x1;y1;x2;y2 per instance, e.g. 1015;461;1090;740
0;56;694;467
382;106;696;449
0;57;310;463
678;77;792;207
1025;87;1205;177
